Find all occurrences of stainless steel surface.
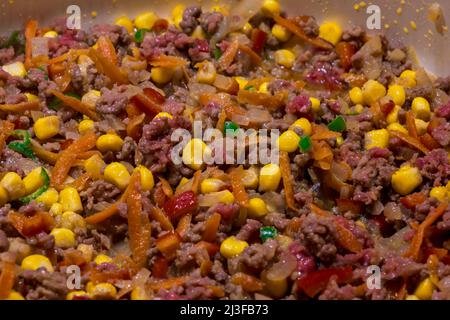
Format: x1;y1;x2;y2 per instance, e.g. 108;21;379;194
1;0;449;76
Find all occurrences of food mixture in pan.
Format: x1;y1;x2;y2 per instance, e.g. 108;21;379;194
0;0;449;300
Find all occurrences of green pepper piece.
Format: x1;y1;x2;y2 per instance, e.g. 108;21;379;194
299;136;312;153
48;96;62;110
19;168;50;204
7;130;37;160
260;226;277;242
213;47;222;60
244;85;256;91
327;116;346;132
224;121;239;135
134;28;150;43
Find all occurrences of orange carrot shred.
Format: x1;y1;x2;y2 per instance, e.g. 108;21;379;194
149;54;189;68
176;214;192;238
218;40;239;71
159;177;174;198
237;44;262;65
24;20;38;69
191;170;202;195
88;48;129;84
96;36;118;66
388;129;429;154
405;111;419;139
148;276;190;291
0;101;40;113
0;259;16;300
279;151;299;212
149;205;174;231
49;90;99;121
203;212;221;242
0;120;14;153
229;166;249;207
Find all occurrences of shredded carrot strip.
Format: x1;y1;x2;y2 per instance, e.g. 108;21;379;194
229;166;249;207
149;205;174;231
149;54;189;68
191;170;202;195
272;14;333;50
237;90;285;111
47;49;89;65
311;204;363;253
311;124;342;141
405;111;419;139
203;212;221;242
30;140;58;164
49;90;99;121
24;20;38;69
0;101;40;113
216;108;227;132
388;129;429;154
237;44;262;65
312;140;333;170
279;151;298;212
127;171;152;269
148;276;190;291
0;120;14;153
84;201;122;224
96;36;118;66
231;272;265;292
68;173;93;191
88;48;129;84
159;177;174;198
176;214;192;238
51;131;96;188
77;150;102;160
218;39;239;71
126;113;145;141
0;259;15;300
404;202;448;261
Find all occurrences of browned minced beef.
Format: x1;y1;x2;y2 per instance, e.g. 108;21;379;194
430;122;450;147
80;179;121;211
18;269;69;300
199;11;223;34
228;239;278;273
179;6;202;34
415;148;450;186
0;47;15;65
0;229;9;252
95;85;129;115
140;26;194;59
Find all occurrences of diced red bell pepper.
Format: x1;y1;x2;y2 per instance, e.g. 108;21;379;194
163;191;198;220
152;19;169;33
196;241;219;256
335;42;356;70
380;99;395;116
336;199;363;216
251;29;267;54
152;256;169;278
420;133;441;150
400;192;426;209
8;211;55;237
131;87;165;117
297;266;353;298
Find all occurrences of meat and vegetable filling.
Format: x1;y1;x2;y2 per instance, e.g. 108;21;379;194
0;0;450;300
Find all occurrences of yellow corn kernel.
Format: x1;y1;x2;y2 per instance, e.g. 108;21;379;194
78;119;95;134
277;130;300;153
319;21;343;45
362;80;386;105
365;129;389;150
151;67;175;84
134;165;154;191
88;282;117;299
201;178;225;194
172;4;185;28
386;105;401;124
235;77;248;90
258;82;269;94
131;286;150;300
247;197;268;219
36;188;59;209
81;90;101;109
50;228;76;248
387;123;408;134
400;69;417;87
220;236;249;259
43;30;58;38
182;138;211;170
411;97;431;121
430;186;448;202
49;203;63;216
406;295;420;300
291;118;312;136
34;116;60;140
262;0;281;15
349;87;364;105
77;244;94;262
414;119;428;136
2;61;26;78
115;15;134;33
135;11;158;30
209;190;235;204
391;165;422;195
23;167;45;195
191;25;206;40
60;187;83;213
104;162;131;190
276;235;293;250
94;254;113;265
6;291;25;300
354;104;364;114
274;49;295;68
211;5;229;15
153;112;173;120
259;164;281;192
272;24;291;42
25;93;39;102
242;22;253;34
242;167;259;189
0;172;25;200
84;154;106;178
414;277;435;300
96;134;124;153
196;61;216;84
21;254;54;272
59;211;86;231
66;291;88;300
310;97;321;113
0;185;8;206
387;84;406;106
177;177;190;189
